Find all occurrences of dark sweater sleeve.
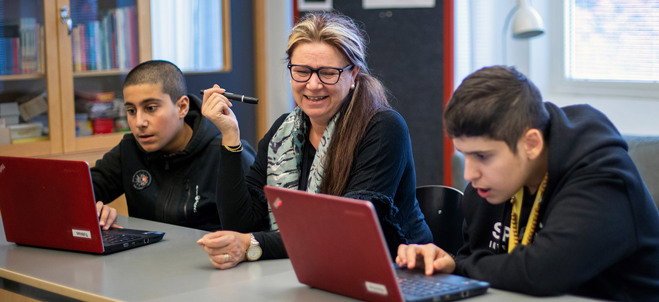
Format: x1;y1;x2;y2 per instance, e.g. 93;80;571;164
238;139;257;176
217;146;270;232
90;142;125;205
343;110;409;195
218;115;289;259
252;231;287;260
342;110;417;249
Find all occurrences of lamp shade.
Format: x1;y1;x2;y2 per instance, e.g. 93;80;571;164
512;0;544;39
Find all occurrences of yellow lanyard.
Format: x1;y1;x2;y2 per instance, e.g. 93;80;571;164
508;173;548;253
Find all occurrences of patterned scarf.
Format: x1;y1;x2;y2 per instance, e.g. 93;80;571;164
266;107;339;230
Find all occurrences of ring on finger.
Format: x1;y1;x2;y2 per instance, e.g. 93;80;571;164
224;254;230;263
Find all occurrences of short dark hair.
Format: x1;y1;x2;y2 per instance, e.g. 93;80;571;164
123;60;187;102
444;65;549;153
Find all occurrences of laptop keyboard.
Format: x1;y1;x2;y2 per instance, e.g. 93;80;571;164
398;274;460;296
102;231;142;244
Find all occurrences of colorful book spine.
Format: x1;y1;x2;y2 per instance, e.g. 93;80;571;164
19;18;27;74
5;37;14;75
115;8;125;69
109;12;117;69
79;23;87;71
21;17;39;74
65;4;139;72
129;6;138;68
86;23;95;70
71;26;81;71
93;21;102;71
0;38;6;75
101;13;110;70
38;25;44;74
12;37;19;75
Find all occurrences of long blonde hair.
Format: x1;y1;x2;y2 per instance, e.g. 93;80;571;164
287;11;391;195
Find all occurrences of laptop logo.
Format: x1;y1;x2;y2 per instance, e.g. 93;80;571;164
0;163;5;173
273;197;283;209
72;229;92;239
365;281;388;296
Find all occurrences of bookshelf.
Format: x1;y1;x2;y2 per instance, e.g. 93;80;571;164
0;0;152;158
1;0;234;161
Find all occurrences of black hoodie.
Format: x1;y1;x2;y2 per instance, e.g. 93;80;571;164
91;95;255;231
454;103;659;301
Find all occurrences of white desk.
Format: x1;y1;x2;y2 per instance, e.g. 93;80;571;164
0;216;599;301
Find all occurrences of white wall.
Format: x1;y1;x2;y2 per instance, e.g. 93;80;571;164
264;0;295;127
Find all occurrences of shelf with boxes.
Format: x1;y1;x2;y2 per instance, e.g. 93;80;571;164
0;92;48;145
0;0;50;149
74;89;129;137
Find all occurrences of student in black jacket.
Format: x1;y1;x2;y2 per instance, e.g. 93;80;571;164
396;65;659;301
93;60;255;231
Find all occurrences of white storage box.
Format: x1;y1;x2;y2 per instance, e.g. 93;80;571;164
0;127;10;145
9;123;43;141
0;102;20;126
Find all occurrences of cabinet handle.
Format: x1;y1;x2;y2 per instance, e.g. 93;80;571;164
60;6;72;35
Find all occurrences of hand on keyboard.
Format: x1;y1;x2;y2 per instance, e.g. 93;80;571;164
396;243;456;275
96;201;123;230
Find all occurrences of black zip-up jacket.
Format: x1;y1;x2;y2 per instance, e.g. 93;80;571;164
91;95;256;231
454;103;659;301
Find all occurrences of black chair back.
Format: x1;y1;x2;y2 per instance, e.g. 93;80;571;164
416;185;464;255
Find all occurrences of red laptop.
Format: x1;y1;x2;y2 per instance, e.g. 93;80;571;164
0;156;164;254
264;185;489;302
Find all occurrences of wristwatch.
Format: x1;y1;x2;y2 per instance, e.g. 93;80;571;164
246;233;262;261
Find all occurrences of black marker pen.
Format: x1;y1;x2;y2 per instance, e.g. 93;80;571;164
199;90;259;104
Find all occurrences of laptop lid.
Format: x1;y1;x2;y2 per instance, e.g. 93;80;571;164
0;156;163;254
264;185;489;302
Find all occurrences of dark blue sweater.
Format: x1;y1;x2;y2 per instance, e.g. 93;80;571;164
218;109;432;259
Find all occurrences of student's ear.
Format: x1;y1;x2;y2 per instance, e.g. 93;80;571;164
176;96;190;119
522;128;545;160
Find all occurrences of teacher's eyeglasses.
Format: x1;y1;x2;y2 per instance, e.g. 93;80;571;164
287;64;353;85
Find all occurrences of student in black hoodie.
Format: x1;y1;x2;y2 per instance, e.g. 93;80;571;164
92;60;255;231
397;66;659;301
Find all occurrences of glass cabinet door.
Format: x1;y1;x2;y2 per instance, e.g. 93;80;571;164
0;0;62;156
59;0;148;153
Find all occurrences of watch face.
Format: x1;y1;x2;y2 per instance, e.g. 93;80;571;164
247;246;262;261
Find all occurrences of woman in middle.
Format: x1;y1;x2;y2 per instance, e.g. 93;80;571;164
197;11;432;269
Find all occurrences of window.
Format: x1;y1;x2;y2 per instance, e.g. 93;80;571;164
550;0;659;98
565;0;659;83
452;0;518;89
150;0;230;73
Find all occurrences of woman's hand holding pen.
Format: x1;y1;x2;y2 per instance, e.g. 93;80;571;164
201;84;241;146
